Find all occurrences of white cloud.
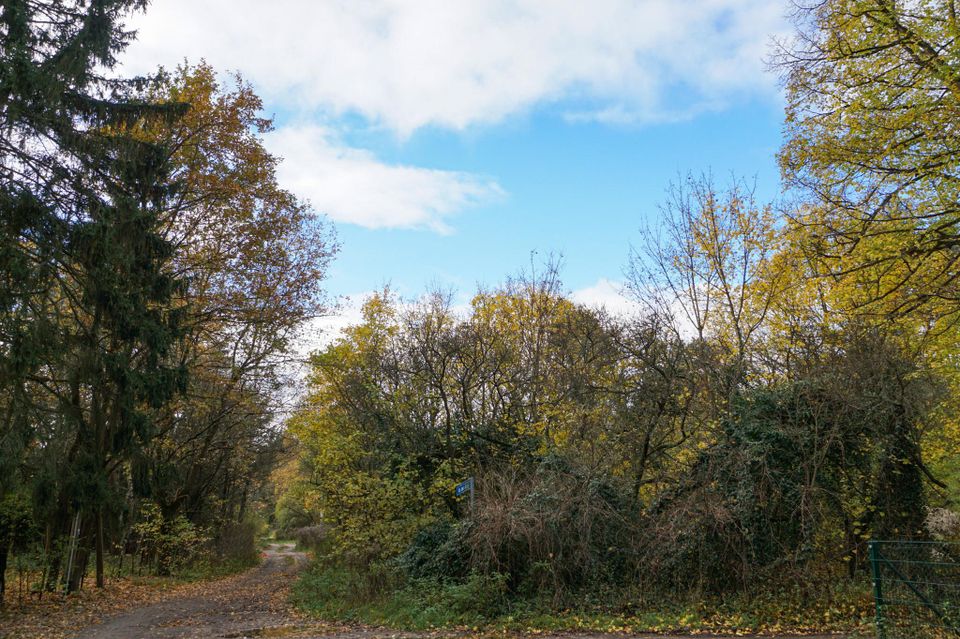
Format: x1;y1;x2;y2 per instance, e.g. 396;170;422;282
278;298;368;404
121;0;788;135
304;282;636;358
295;289;461;354
299;296;368;354
265;125;503;231
570;278;638;316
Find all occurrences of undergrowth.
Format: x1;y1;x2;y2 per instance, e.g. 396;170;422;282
173;555;259;582
292;561;877;635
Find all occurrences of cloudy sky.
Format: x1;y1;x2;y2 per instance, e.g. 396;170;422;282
122;0;789;324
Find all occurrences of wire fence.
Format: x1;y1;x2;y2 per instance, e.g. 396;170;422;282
870;540;960;639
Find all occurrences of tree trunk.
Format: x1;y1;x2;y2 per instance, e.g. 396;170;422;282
0;541;9;605
65;515;93;593
237;479;250;522
67;543;90;593
95;509;105;588
42;511;70;592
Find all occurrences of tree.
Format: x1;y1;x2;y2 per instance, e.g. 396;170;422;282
0;0;149;493
627;173;787;401
0;5;338;592
777;0;960;318
130;64;335;559
57;180;188;590
0;0;193;592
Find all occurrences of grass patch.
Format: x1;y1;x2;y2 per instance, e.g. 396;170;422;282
292;562;877;635
292;563;508;630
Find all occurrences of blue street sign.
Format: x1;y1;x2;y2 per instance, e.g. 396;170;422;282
455;476;474;497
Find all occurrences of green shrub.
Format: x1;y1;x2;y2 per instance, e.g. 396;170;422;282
437;571;509;618
293;560;509;629
395;520;471;581
133;502;209;575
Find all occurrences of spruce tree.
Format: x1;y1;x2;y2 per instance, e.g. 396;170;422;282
1;0;189;590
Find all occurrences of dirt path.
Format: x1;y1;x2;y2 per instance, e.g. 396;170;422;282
70;542;310;639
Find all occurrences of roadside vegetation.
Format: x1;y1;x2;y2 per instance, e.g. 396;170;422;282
278;0;960;633
293;561;875;635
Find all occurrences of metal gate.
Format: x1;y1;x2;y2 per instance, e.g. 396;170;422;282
869;540;960;638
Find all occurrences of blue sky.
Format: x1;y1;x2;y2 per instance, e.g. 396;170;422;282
326;101;783;298
121;0;789;325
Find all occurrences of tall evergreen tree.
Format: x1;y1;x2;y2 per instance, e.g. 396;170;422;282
53;135;188;590
1;0;190;591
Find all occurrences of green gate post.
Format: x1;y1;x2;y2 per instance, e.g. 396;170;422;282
870;541;887;639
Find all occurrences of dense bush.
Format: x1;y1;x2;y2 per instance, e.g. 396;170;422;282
395;520;471;581
283;233;953;628
134;503;210;575
468;459;635;601
293;561;509;628
927;508;960;542
0;493;35;599
292;524;328;551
